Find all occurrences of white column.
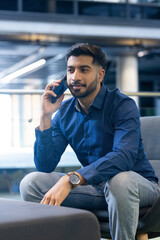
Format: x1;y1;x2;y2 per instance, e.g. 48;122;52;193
116;55;139;106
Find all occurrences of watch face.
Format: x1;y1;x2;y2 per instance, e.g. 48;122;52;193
69;173;80;185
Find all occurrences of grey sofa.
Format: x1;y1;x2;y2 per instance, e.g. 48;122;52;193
93;116;160;239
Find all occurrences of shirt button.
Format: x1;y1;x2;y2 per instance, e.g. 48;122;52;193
86;134;89;138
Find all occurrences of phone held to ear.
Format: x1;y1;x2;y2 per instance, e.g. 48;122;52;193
51;74;68;103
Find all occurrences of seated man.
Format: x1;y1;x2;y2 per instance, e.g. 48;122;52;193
20;43;160;240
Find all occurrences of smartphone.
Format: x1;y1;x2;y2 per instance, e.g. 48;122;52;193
51;74;68;103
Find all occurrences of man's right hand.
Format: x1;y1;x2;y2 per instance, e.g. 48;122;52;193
39;80;64;131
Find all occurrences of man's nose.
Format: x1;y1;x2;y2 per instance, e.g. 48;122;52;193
71;70;81;81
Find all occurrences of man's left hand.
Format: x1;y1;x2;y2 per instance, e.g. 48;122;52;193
40;175;71;206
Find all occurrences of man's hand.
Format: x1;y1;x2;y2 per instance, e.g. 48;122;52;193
39;80;64;131
40;172;86;206
40;175;71;206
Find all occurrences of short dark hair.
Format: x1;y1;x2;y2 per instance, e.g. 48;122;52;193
66;43;107;70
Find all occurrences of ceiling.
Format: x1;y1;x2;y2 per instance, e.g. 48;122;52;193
0;41;67;89
0;16;160;90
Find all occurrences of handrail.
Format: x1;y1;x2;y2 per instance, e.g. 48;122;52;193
122;92;160;97
0;89;44;95
0;89;160;97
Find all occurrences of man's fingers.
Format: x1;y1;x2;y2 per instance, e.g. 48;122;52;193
49;197;56;205
57;94;64;103
41;195;51;205
40;196;45;204
55;202;60;206
41;193;58;205
42;91;57;104
41;195;61;206
45;81;61;91
54;198;62;206
43;90;57;99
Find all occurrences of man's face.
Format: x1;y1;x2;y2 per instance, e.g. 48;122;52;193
67;55;104;99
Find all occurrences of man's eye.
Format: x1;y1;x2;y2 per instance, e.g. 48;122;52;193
81;68;88;72
67;69;74;73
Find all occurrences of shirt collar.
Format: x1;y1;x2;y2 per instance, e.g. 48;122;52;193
91;84;107;110
75;101;81;112
75;84;107;112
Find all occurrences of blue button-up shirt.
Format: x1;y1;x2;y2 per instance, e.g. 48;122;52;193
34;85;158;184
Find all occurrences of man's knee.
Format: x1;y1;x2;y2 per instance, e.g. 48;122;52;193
105;171;139;203
110;171;135;188
20;172;41;201
20;171;64;202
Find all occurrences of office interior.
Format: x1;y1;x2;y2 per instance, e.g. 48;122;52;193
0;0;160;207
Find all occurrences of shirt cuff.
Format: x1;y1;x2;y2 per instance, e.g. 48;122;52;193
76;165;102;185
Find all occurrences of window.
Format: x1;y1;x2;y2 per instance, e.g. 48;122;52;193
0;0;17;11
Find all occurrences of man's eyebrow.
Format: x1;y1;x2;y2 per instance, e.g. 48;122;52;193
67;65;91;69
67;65;74;68
79;65;91;69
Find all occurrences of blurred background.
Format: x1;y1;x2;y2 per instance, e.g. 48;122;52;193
0;0;160;202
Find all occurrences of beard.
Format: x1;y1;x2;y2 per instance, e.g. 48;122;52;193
68;75;99;99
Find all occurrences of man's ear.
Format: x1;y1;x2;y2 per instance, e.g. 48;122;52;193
98;69;105;83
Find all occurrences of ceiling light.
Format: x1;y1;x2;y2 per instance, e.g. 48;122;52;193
137;50;149;57
0;59;46;83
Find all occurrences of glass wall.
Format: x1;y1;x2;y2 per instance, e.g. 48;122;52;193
0;94;41;148
0;91;160;149
0;0;160;20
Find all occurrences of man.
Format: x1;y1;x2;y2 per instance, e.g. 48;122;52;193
20;43;160;240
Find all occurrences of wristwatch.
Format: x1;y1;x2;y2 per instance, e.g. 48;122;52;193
67;173;80;188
